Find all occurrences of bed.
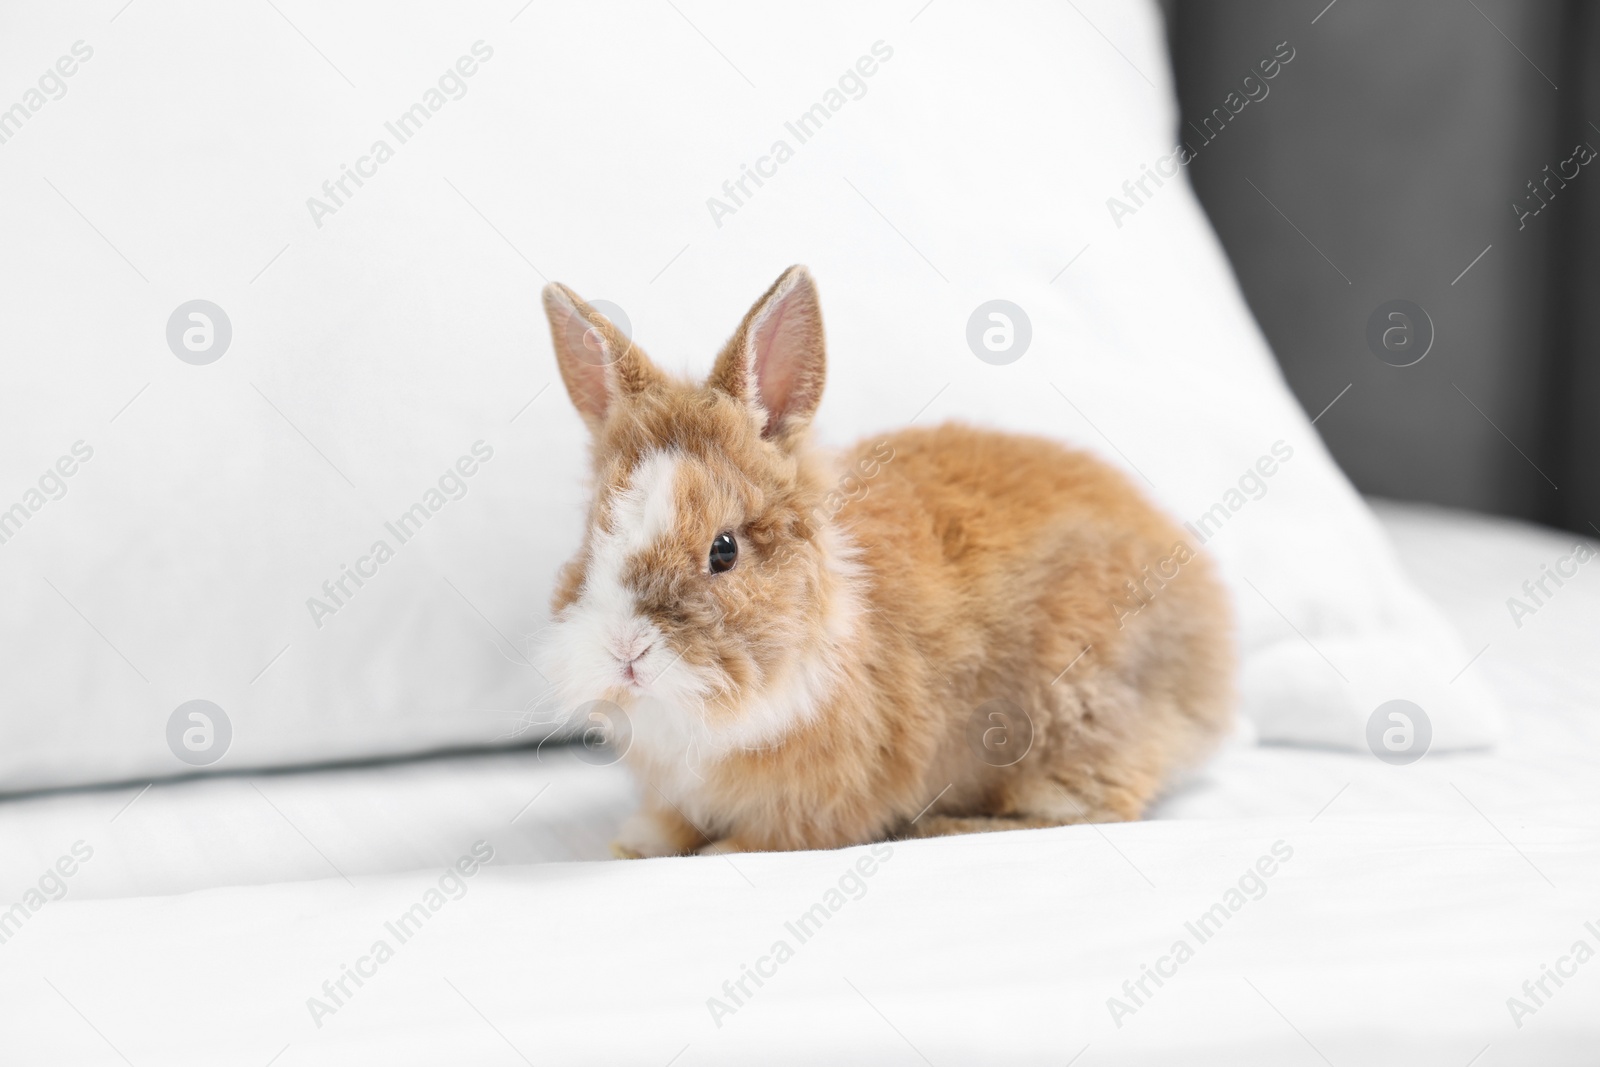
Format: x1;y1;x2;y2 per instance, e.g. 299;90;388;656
3;499;1595;1065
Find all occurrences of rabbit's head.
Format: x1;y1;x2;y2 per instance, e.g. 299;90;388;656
537;266;861;758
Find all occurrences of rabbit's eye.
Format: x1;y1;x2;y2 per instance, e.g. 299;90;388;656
708;532;738;573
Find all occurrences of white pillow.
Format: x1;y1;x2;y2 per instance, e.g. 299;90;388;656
0;0;1496;792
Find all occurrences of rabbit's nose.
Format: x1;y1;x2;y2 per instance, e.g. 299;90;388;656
613;642;653;687
611;629;652;664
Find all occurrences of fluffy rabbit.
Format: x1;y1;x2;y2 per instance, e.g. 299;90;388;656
537;265;1234;856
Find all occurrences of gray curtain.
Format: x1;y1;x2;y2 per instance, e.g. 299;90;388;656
1161;0;1598;537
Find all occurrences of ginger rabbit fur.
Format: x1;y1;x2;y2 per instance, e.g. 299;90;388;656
536;264;1235;856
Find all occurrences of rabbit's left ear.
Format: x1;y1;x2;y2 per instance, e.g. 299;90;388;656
709;265;826;446
542;282;661;434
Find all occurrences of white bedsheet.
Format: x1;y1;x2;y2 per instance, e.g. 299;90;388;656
2;501;1597;1063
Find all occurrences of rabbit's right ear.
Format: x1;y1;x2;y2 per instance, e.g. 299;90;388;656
708;265;826;448
542;283;661;432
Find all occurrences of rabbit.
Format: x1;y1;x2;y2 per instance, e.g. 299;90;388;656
536;264;1235;856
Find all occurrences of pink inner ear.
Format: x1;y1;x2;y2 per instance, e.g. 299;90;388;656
753;296;801;425
570;357;611;423
558;313;614;424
